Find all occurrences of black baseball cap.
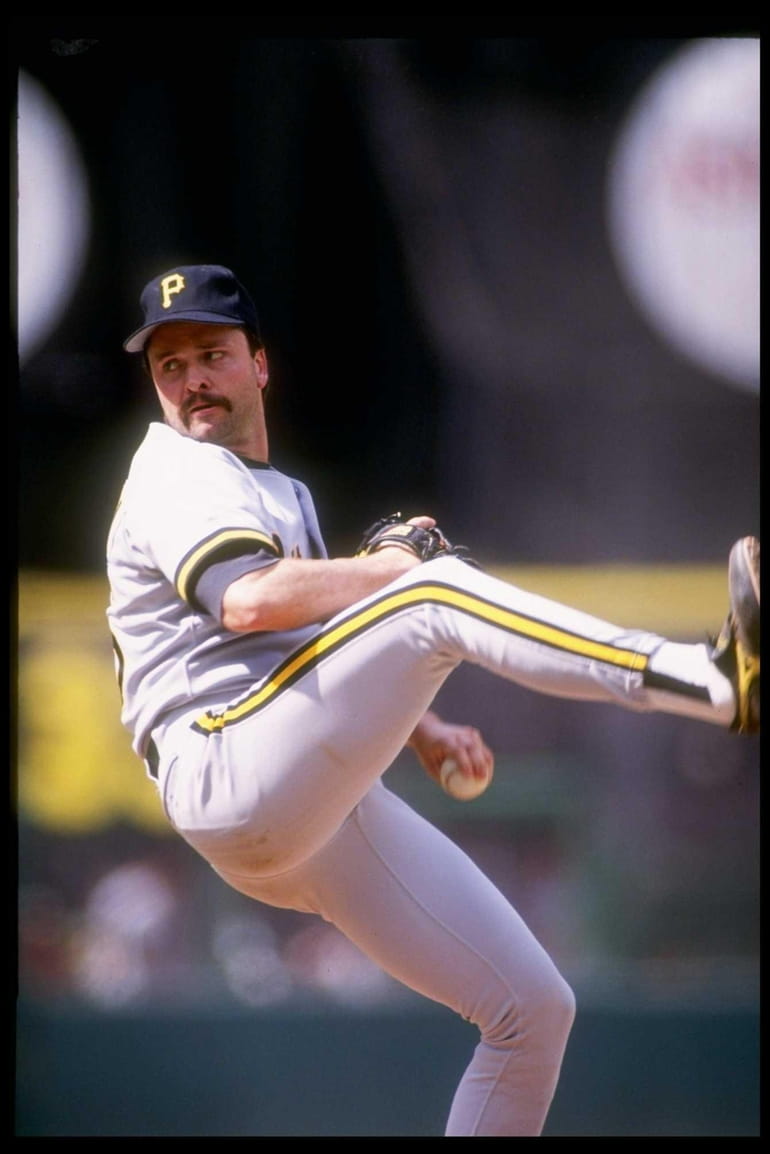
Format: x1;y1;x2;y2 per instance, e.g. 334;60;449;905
123;264;261;353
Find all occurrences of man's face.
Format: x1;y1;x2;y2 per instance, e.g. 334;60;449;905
146;322;268;455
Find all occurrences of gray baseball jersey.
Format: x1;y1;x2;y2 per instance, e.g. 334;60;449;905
107;421;327;760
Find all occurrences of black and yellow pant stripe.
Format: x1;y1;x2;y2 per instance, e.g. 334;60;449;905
193;579;650;736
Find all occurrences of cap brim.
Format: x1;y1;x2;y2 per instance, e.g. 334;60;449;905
123;311;250;353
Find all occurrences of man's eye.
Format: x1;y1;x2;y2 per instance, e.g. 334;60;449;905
162;359;180;373
206;350;224;362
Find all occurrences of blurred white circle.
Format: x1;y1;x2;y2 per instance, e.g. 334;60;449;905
607;38;759;393
17;70;91;365
85;863;176;941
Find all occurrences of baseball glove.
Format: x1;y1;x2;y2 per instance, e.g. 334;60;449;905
355;512;479;567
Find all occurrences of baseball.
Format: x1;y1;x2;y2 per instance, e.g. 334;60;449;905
439;758;490;801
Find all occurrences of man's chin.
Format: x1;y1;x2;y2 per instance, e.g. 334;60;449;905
185;411;228;442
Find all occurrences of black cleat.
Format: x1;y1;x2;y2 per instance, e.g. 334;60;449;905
711;537;760;734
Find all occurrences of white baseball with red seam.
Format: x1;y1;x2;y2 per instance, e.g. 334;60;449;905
439;758;490;801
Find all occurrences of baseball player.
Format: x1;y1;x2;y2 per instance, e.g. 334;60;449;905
107;264;759;1137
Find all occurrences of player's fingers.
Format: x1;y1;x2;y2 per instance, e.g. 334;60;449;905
406;515;436;529
445;728;494;780
468;734;494;780
465;746;495;782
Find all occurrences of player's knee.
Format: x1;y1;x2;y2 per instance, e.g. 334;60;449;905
487;967;576;1055
537;970;576;1046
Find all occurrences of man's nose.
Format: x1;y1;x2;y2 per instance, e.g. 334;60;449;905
184;366;211;391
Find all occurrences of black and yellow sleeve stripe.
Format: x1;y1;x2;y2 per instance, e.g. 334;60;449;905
175;528;282;607
193;578;650;735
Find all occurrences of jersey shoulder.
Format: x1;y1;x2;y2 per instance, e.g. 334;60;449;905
124;423;250;497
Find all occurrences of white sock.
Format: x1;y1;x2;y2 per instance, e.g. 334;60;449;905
644;641;735;726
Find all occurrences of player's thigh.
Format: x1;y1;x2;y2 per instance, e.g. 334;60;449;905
161;614;459;873
240;781;569;1028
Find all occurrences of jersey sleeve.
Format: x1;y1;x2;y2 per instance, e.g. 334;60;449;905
193;553;276;618
120;425;282;612
174;523;280;611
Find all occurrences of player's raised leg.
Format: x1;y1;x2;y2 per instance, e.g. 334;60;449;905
410;534;759;733
158;536;758;880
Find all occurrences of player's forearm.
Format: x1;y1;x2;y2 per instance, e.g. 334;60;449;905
221;552;420;633
408;710;444;750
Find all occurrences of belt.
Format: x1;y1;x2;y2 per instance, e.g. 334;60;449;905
145;737;160;780
143;703;211;780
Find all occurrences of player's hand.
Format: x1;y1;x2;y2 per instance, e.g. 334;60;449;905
408;710;494;790
365;515;436;556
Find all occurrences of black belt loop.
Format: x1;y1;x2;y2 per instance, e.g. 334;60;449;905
145;737;160;780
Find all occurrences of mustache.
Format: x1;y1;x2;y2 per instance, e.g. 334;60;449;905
183;394;233;418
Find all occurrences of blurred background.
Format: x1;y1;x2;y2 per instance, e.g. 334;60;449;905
14;36;759;1136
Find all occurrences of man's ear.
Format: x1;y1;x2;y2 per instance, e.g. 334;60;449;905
254;347;269;392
